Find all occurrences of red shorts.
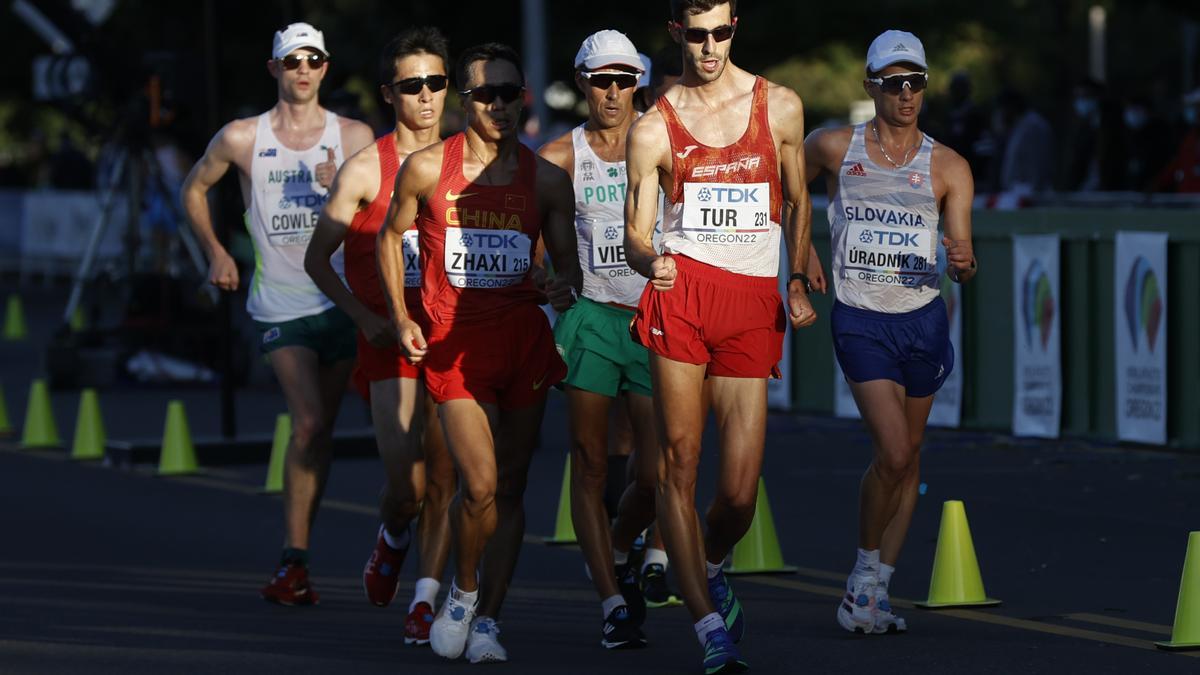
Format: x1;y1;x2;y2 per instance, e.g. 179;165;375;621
423;302;566;409
351;289;426;401
631;254;785;378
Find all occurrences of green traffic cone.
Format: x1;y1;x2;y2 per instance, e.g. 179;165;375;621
157;400;198;475
1157;531;1200;650
261;413;291;493
20;379;59;448
915;500;1001;608
545;454;577;544
70;388;106;460
726;477;797;574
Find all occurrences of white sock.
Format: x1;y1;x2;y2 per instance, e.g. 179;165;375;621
694;612;725;647
601;594;625;618
705;560;724;579
613;548;629;566
853;548;880;578
449;579;478;605
642;547;669;574
410;577;440;612
382;524;411;551
879;563;895;590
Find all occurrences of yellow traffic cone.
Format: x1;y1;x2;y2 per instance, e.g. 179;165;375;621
544;454;577;544
20;379;59;448
1157;531;1200;650
157;400;198;475
261;413;291;494
70;388;106;460
726;477;797;574
915;500;1001;608
0;382;12;437
3;294;27;341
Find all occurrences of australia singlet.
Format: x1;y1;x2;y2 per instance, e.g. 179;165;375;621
246;110;344;322
416;133;542;326
571;125;658;306
344;134;421;315
658;76;782;277
829;123;940;313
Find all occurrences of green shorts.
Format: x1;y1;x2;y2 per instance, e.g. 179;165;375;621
554;296;652;398
253;306;357;365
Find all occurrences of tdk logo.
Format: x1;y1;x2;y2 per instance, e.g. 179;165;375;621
862;230;921;247
465;232;521;248
697;187;760;203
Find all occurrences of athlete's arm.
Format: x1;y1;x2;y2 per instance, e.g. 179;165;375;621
536;157;581;311
181;119;253;291
379;147;439;362
937;146;977;284
624;112;675;290
773;86;817;328
318;119;375;188
536;131;574;178
304;150;396;348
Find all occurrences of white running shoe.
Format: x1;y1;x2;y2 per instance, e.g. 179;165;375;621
465;616;508;664
871;584;908;634
836;574;878;634
431;590;477;659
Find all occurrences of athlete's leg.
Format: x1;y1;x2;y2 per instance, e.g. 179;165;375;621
850;379;919;552
649;354;711;621
418;389;455;581
371;376;424;538
567;386;621;600
878;394;934;565
611;391;658;553
477;396;546;620
438;398;500;593
702;376;767;563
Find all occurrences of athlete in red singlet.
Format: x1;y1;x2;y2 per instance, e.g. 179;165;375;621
303;28;454;644
379;42;580;664
624;1;822;672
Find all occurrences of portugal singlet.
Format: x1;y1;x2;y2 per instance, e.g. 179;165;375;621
829;124;940;313
417;133;542;326
344;134;421;316
658;77;781;277
247;111;343;322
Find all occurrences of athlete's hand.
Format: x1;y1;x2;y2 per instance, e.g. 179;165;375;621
806;255;828;294
207;250;239;291
358;312;398;349
315;147;337;189
545;278;577;312
398;318;428;364
649;255;677;291
943;236;976;283
788;283;818;329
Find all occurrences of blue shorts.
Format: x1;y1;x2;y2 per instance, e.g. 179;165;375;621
831;297;953;398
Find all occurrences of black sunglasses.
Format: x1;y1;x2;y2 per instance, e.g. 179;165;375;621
672;22;736;44
581;71;640;91
867;72;929;95
459;83;525;105
387;74;449;96
278;53;327;70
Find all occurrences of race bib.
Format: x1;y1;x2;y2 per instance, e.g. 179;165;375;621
841;222;936;287
444;227;531;289
589;220;628;272
680;182;770;245
402;229;421;287
266;192;327;248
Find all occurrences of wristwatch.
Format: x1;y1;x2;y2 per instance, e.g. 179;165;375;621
788;272;812;293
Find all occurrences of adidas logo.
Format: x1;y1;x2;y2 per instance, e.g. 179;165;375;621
892;43;909;52
845;163;867;177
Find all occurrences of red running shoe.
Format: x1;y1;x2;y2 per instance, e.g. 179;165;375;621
404;601;435;645
261;563;320;606
363;525;409;607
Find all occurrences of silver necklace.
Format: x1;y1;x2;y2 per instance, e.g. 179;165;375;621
466;138;494;185
871;123;919;169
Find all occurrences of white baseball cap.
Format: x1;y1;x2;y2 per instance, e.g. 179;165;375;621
574;30;644;72
272;22;329;60
866;30;927;73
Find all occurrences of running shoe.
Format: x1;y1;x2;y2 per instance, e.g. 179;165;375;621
404;601;435;645
641;563;684;608
707;569;744;643
431;589;477;659
465;616;508;664
363;524;408;607
836;573;878;634
615;562;647;627
260;562;320;606
871;584;908;634
601;605;647;650
702;626;748;674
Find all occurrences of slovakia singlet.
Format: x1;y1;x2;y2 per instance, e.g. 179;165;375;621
344;134;421;315
829;123;940;313
658;76;782;277
416;133;542;326
247;110;343;322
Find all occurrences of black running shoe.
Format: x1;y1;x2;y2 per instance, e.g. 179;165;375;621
615;562;647;627
642;563;684;608
601;605;647;650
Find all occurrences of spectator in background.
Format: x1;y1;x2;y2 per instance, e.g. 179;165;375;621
1149;89;1200;193
995;89;1054;193
1063;78;1125;190
1119;95;1173;191
941;72;990;181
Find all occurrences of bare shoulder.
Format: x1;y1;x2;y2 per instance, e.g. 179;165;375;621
214;116;257;155
932;141;971;179
805;125;853;162
536;129;574;173
337;116;375;153
400;141;446;184
765;80;804;119
534;153;572;190
336;141;381;191
628;107;669;149
337;116;373;137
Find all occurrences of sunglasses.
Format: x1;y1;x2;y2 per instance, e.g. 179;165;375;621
459;83;525;105
867;71;929;95
387;74;449;96
672;21;736;44
277;53;327;70
581;71;640;91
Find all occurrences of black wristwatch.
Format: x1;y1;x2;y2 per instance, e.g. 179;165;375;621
788;272;812;293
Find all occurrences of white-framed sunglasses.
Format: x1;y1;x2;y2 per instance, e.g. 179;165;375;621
867;71;929;94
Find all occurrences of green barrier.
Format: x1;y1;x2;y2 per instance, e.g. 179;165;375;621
793;208;1200;450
